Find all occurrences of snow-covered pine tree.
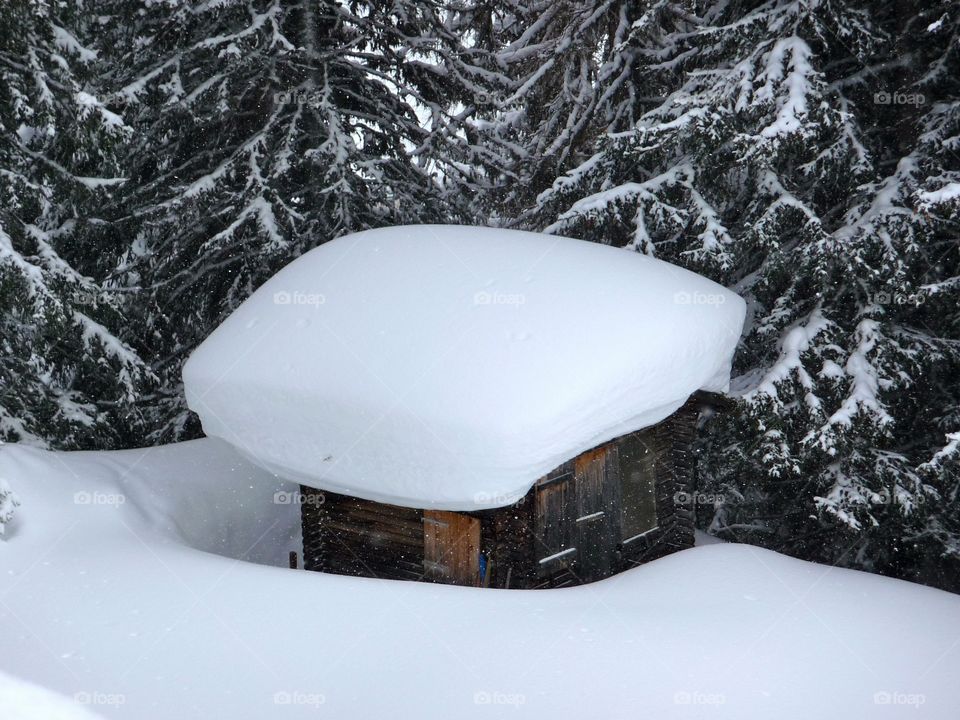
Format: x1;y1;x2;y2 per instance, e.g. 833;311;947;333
918;431;960;584
471;0;643;221
94;0;503;440
0;0;150;448
518;0;960;589
892;0;960;587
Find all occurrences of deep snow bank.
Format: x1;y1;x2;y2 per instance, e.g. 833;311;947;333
0;438;300;566
0;670;106;720
1;439;958;719
183;225;745;509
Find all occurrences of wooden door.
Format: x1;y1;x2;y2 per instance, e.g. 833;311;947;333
423;511;481;586
573;445;618;582
535;475;577;579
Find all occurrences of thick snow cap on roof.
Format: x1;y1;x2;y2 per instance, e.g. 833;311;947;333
183;225;745;510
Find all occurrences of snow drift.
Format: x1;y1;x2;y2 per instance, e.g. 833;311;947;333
0;670;106;720
0;439;958;719
183;225;745;509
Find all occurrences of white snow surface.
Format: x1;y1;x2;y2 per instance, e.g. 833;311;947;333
1;438;959;719
0;671;106;720
183;225;745;509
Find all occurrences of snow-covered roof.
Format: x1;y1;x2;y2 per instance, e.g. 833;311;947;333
183;225;745;509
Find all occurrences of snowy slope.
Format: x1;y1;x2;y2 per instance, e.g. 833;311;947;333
0;671;106;720
183;225;745;509
1;439;958;719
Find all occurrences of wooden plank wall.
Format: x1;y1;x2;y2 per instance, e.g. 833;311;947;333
301;394;708;588
619;398;700;567
423;510;480;585
531;397;702;584
486;493;536;589
302;487;427;582
300;484;325;571
572;446;616;582
534;472;576;579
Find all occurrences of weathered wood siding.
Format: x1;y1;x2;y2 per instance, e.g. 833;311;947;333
534;467;576;580
423;510;481;585
301;489;426;582
618;396;699;567
301;394;708;588
485;493;536;589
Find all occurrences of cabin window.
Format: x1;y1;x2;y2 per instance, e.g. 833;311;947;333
618;432;658;542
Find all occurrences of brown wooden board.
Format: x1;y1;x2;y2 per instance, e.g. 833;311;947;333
301;393;709;588
573;444;614;582
534;474;577;579
303;488;428;581
423;510;481;586
487;495;536;588
617;430;660;542
619;398;699;567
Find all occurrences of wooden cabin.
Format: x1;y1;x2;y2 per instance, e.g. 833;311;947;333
300;392;725;589
181;227;745;588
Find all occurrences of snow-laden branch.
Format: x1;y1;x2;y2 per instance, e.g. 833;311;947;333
742;308;831;410
921;432;960;472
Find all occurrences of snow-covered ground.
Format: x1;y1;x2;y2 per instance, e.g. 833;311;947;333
2;670;107;720
1;438;958;719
